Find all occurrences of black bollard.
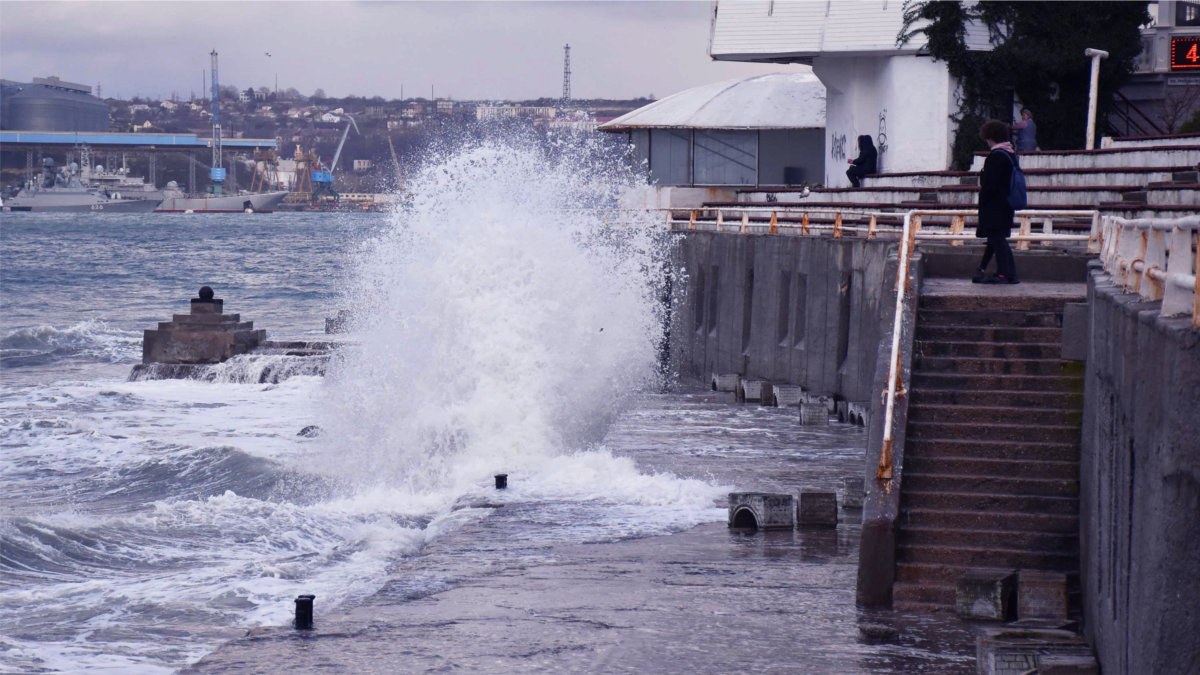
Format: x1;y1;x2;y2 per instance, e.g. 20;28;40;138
495;474;508;490
294;594;315;630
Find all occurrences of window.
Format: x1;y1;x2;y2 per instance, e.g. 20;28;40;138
649;129;691;185
693;130;756;185
1178;1;1200;26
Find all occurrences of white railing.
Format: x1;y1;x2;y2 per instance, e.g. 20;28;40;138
664;206;1101;251
1098;215;1200;329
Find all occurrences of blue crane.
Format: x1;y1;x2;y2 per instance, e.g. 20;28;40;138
208;50;226;195
310;115;359;203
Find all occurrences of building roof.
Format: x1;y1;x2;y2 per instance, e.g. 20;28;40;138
599;72;824;131
708;0;991;63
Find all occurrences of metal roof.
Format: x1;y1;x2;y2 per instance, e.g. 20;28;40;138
0;130;276;148
599;72;824;131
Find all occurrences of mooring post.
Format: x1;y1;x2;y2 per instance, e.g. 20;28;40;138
294;594;315;630
495;474;508;490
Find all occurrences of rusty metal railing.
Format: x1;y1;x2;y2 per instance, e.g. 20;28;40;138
664;206;1101;250
1099;215;1200;328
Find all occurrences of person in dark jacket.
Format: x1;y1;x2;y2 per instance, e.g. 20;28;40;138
975;119;1020;284
845;135;877;187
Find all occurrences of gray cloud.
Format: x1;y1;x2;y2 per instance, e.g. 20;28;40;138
1;1;796;101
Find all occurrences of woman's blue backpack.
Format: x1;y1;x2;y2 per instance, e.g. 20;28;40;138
997;150;1027;210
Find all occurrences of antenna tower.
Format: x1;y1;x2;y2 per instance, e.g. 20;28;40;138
562;44;571;102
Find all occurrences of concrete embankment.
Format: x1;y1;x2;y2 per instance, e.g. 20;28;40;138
1081;265;1200;675
669;232;892;403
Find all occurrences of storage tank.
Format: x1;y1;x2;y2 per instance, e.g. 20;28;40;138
1;83;108;132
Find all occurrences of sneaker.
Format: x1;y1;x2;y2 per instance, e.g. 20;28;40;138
972;267;987;284
1006;276;1021;285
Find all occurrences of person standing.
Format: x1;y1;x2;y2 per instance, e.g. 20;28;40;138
845;135;877;188
1011;109;1038;152
975;119;1020;284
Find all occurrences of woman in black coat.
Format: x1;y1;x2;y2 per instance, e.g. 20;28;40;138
975;119;1019;284
846;135;877;187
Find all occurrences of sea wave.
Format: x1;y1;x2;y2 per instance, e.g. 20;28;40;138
0;321;141;367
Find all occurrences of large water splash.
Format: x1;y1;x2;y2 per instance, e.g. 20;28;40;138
315;139;673;499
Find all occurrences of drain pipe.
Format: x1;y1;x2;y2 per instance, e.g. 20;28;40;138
1084;48;1109;150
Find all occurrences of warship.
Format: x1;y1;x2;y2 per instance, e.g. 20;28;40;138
2;157;161;213
85;157;288;213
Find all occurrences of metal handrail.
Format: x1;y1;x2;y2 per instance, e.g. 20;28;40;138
1099;215;1200;328
663;206;1101;249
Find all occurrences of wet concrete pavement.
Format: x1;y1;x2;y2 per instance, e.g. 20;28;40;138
185;390;979;674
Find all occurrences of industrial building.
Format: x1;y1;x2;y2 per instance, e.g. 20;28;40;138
0;76;109;132
600;72;825;205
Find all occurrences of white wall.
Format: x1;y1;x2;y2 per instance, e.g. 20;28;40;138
813;55;957;186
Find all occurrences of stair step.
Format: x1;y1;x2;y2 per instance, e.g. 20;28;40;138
893;598;956;613
901;491;1079;515
917;310;1063;327
915;356;1083;376
902;508;1079;533
911;389;1083;409
897;562;1078;585
908;404;1081;426
898;543;1078;569
906;439;1080;461
917;341;1062;359
911;372;1083;392
909;420;1081;443
915;324;1063;343
892;581;956;606
903;473;1079;497
898;526;1079;552
906;456;1079;479
919;294;1081;312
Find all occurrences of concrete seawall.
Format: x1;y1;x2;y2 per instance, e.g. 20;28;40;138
669;232;893;402
1081;265;1200;675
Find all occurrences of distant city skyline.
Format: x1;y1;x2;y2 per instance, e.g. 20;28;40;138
0;1;796;102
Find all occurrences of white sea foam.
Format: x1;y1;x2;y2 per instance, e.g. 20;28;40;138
311;142;684;503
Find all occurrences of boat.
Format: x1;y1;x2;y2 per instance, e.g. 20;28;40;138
154;184;289;213
2;158;161;213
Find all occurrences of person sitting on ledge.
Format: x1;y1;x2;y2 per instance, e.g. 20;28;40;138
845;135;877;188
974;119;1020;285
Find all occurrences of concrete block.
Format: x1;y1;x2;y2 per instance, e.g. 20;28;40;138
190;298;224;314
802;392;835;413
1061;302;1088;361
798;491;838;527
772;384;804;407
728;492;794;530
847;402;869;426
737;379;771;403
1037;655;1099;675
842;476;864;509
711;373;739;392
800;402;828;425
956;570;1016;621
1018;570;1068;620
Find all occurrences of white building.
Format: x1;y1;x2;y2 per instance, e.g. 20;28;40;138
321;112;341;123
353;159;372;171
601;72;826;207
475;105;558;121
160;100;177;110
437;100;454;114
128;103;151;112
708;1;991;186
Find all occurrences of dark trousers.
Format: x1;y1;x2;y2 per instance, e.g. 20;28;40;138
980;233;1017;279
846;166;867;188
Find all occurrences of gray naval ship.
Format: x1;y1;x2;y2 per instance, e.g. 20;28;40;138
83;163;287;213
2;158;161;213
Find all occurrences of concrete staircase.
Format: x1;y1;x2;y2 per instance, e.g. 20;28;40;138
891;280;1085;612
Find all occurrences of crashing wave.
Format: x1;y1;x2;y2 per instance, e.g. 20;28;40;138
1;320;141;367
128;353;328;384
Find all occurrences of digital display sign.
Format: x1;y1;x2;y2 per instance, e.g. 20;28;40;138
1171;37;1200;70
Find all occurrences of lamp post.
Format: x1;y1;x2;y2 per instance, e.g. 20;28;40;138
1084;48;1110;150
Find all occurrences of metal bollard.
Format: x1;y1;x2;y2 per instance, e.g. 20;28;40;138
495;474;508;490
294;594;315;630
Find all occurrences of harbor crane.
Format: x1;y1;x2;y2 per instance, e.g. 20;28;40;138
310;115;359;203
208;50;226;195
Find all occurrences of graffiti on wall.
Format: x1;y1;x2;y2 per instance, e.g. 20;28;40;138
831;133;847;161
876;109;888;172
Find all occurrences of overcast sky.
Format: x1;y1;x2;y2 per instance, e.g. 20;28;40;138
0;1;795;101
